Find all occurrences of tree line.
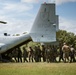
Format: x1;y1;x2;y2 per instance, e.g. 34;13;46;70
56;30;76;49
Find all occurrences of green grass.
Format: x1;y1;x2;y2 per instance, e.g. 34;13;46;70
0;63;76;75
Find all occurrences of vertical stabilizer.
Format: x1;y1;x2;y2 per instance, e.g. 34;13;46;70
30;3;59;43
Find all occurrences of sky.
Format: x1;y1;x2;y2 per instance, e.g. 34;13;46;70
0;0;76;35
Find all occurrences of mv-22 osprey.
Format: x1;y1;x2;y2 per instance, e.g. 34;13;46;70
0;3;59;61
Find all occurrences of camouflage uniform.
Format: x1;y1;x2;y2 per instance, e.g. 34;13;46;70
28;47;34;62
70;46;76;62
23;47;28;62
17;47;22;62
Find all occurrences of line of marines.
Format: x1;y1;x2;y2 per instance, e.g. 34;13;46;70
11;43;76;63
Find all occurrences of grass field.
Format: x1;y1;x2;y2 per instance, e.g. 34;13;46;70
0;62;76;75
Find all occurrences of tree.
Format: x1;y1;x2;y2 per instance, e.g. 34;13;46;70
56;30;76;47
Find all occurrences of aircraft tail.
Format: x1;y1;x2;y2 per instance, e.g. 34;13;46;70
30;3;59;43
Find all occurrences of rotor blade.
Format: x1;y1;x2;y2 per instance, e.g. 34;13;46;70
0;21;7;24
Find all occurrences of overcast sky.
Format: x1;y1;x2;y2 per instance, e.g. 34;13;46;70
0;0;76;35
